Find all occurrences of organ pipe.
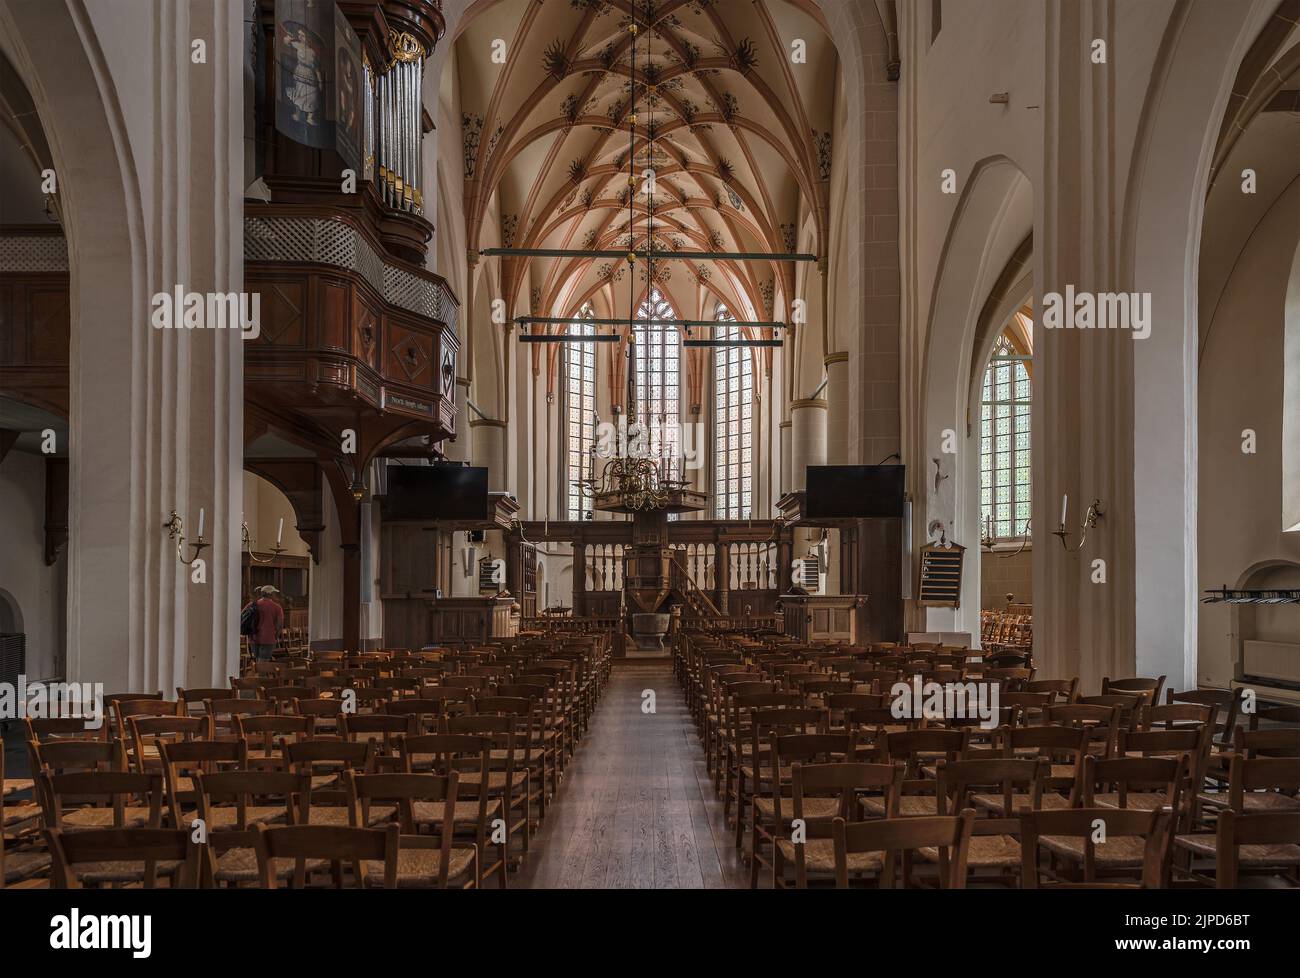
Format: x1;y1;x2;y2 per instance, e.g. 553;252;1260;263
370;30;424;216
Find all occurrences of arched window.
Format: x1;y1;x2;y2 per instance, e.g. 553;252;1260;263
565;304;596;520
713;304;752;519
633;287;681;477
980;330;1031;539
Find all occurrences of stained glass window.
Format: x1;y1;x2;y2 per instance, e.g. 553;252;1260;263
565;304;597;520
713;304;752;519
633;288;681;477
979;332;1031;540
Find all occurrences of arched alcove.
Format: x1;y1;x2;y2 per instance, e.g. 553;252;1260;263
918;155;1034;638
0;587;23;635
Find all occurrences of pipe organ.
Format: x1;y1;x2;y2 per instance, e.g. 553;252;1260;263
371;31;425;215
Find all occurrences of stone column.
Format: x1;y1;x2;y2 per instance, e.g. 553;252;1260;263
0;1;245;691
779;420;793;498
471;418;508;493
789;398;828;491
824;352;850;465
446;377;473;462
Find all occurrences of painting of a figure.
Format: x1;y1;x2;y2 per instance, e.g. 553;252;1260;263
274;0;332;150
333;6;363;171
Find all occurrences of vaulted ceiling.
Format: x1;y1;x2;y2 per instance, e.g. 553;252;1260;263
456;0;838;328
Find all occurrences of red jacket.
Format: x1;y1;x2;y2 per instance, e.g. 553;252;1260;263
247;597;283;645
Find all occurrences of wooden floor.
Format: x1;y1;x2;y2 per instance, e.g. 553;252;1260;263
513;663;748;889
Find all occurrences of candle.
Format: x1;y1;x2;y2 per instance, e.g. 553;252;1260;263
1060;494;1068;527
197;507;205;540
276;518;284;546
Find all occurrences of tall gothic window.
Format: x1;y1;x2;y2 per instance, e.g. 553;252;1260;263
980;330;1031;539
565;304;596;520
713;304;752;519
633;287;681;473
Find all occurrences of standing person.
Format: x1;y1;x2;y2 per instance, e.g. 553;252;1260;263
241;585;285;661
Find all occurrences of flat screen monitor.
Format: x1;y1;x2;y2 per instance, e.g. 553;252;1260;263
384;465;489;521
804;465;905;519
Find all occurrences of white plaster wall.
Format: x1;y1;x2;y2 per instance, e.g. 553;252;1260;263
0;451;65;679
1197;177;1300;687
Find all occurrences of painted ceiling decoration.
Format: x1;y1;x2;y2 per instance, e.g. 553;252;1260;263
455;0;838;330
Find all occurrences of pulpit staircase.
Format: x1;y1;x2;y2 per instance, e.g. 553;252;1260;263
670;556;723;623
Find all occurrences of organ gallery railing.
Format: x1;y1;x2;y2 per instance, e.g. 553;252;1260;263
505;520;795;620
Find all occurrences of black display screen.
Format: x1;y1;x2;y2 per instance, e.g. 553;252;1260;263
804;465;905;519
384;465;490;521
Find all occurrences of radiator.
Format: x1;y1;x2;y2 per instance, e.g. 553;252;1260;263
0;632;24;690
1242;639;1300;685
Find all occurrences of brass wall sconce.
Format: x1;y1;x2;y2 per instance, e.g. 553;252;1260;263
241;518;286;564
1053;497;1103;551
163;509;208;564
980;516;1031;557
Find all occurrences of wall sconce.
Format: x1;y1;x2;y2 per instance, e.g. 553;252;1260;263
163;509;208;564
1053;496;1104;551
242;517;286;564
981;516;1031;557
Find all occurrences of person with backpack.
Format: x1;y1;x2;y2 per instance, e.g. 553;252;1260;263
240;585;284;661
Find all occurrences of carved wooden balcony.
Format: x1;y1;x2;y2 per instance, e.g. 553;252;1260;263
244;209;459;449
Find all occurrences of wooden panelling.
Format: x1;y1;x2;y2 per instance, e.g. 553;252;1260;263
26;287;69;363
317;276;350;351
254;279;306;347
385;321;433;387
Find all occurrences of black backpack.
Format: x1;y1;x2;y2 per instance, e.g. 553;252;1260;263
239;600;261;637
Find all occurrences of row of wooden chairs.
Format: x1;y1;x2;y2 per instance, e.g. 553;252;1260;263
1;638;613;888
673;630;1299;888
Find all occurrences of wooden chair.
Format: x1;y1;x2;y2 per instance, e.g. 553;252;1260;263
235;714;313;770
1165;687;1244;750
127;715;210;774
1;749;47;887
176;687;231;717
1103;675;1166;708
1025;677;1079;705
750;732;856;887
345;772;479;888
252;822;399;889
473;694;553;824
45;827;201;889
398;733;506;887
194;770;314;886
38;770;166;869
931;757;1049;883
1211;810;1300;888
157;739;247;829
283;740;384;826
293;697;344;736
780;761;902;888
443;715;531;856
831;810;975;888
981;724;1088;810
735;707;823;849
1020;807;1171;888
22;717;107;744
340;714;412;771
864;728;970;818
206;698;273;740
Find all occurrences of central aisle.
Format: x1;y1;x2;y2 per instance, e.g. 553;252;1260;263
513;663;748;889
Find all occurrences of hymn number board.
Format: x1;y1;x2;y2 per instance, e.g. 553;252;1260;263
918;543;964;607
